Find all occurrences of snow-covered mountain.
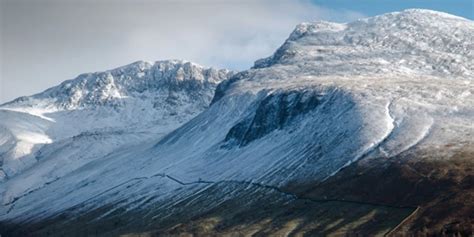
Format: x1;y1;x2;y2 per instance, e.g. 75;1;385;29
0;60;232;183
0;9;473;236
254;9;473;78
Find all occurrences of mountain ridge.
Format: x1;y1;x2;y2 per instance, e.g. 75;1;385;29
2;60;233;111
0;60;233;181
0;9;473;236
253;9;473;79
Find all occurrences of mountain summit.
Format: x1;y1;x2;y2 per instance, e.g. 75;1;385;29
0;9;473;236
255;9;473;78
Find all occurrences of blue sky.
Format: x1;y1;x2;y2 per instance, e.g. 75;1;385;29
312;0;473;20
1;0;472;103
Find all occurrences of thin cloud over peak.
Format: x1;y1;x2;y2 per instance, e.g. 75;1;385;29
0;0;363;102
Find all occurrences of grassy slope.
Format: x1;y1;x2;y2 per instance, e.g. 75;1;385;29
288;145;474;236
0;183;413;237
1;146;471;236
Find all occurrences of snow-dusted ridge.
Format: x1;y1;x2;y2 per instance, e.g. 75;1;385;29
0;9;473;230
254;9;473;78
2;60;232;111
0;60;233;183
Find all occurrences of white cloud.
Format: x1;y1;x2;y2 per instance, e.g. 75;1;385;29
0;0;364;102
122;0;365;68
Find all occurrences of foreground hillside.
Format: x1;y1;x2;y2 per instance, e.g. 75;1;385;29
0;9;473;236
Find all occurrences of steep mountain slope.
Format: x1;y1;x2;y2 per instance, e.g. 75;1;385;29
0;9;473;236
0;60;232;203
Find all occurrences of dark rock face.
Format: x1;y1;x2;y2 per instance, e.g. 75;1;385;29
210;71;250;105
224;90;322;147
253;41;295;69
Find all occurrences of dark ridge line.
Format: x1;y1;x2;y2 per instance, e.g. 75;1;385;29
162;175;416;209
2;172;416;221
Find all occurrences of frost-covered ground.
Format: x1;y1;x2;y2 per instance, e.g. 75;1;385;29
0;9;472;234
